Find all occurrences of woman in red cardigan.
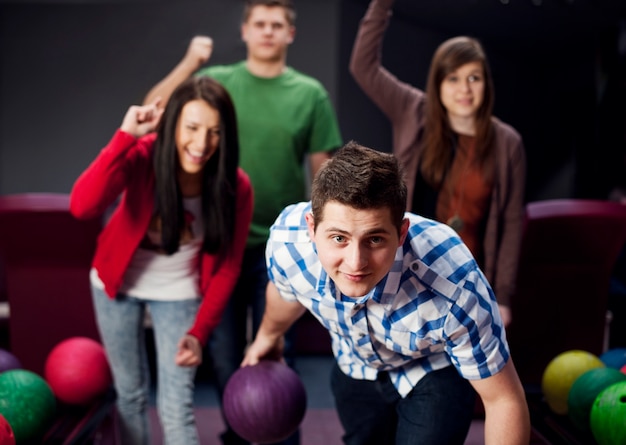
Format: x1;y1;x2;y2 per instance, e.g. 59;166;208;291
350;0;526;327
70;76;253;445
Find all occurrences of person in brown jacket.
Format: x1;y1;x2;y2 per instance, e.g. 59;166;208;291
350;0;526;326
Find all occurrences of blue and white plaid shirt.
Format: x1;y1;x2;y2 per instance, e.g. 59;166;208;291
267;202;510;397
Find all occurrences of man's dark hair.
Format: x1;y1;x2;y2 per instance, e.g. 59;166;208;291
243;0;296;25
311;141;407;234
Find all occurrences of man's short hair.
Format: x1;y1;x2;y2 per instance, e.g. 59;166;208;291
243;0;296;26
311;141;407;233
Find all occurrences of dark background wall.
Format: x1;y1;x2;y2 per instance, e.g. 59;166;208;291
0;0;339;194
338;0;626;202
1;0;625;203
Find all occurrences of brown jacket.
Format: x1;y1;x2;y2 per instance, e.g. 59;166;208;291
349;0;526;306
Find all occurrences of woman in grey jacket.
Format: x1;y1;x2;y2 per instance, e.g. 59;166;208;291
350;0;526;326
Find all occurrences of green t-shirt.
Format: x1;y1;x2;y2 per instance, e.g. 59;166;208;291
197;61;342;247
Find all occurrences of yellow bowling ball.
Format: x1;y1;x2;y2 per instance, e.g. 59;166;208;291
542;350;605;415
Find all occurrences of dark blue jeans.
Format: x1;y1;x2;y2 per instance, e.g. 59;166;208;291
331;363;475;445
208;244;299;445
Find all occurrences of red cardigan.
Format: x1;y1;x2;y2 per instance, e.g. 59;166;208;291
70;130;253;345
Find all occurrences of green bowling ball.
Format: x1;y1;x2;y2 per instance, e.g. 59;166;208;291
568;367;626;431
590;381;626;445
0;369;56;443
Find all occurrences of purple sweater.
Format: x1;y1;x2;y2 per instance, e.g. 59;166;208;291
349;0;526;306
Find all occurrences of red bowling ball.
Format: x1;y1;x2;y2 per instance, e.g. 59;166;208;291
44;337;112;406
0;414;14;445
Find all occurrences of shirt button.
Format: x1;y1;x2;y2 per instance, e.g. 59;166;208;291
354;304;362;311
411;263;419;271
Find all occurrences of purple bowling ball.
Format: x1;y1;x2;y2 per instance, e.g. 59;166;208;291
0;349;21;373
223;360;307;444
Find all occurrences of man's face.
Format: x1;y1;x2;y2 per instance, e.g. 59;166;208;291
306;201;409;298
241;5;294;63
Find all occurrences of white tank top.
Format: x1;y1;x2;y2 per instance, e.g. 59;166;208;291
91;196;204;301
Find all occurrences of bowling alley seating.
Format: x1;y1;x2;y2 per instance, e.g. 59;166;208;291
0;256;8;342
507;198;626;388
0;193;102;375
506;199;626;444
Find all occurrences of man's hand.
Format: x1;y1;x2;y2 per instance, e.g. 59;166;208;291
175;334;203;367
143;36;213;107
241;282;307;368
241;333;285;367
181;36;214;71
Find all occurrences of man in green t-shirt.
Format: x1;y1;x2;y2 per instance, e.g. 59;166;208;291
145;1;342;444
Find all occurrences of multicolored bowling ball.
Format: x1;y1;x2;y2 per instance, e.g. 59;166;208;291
568;367;626;431
0;369;55;443
0;350;20;374
590;381;626;445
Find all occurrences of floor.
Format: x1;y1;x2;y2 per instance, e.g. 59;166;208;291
147;355;497;445
143;286;626;445
0;323;553;444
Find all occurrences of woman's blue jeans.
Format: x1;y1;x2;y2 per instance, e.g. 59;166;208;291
330;362;476;445
91;286;200;445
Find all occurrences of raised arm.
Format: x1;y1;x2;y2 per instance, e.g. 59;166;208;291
349;0;423;121
120;99;163;137
470;360;530;445
309;151;331;180
70;100;162;219
241;281;307;366
143;36;214;107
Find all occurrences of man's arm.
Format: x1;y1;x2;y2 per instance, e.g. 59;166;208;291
309;151;332;180
143;36;213;107
242;281;307;366
470;360;530;445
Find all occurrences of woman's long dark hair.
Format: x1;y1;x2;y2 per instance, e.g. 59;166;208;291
153;76;239;256
421;36;495;188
